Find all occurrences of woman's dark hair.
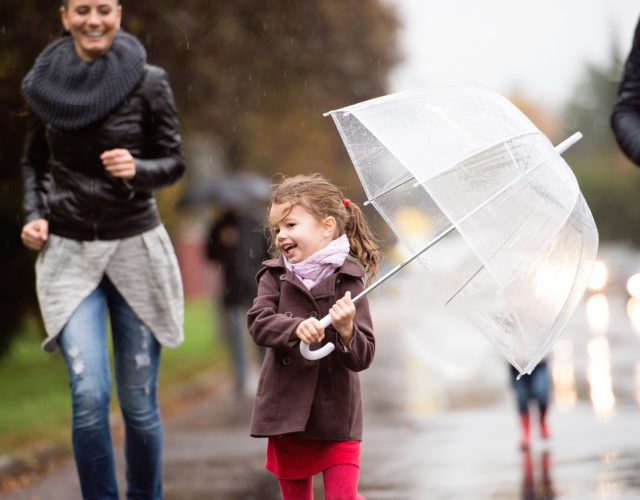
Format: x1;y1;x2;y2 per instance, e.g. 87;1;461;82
62;0;121;8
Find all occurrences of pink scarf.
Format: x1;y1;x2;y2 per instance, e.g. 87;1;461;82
285;235;351;289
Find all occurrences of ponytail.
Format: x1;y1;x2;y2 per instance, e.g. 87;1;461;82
344;200;381;285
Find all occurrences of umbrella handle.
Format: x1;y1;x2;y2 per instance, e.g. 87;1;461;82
299;314;335;360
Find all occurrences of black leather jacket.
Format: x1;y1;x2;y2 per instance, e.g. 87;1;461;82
612;18;640;166
21;64;185;240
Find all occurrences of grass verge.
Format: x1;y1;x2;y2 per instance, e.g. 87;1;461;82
0;298;224;454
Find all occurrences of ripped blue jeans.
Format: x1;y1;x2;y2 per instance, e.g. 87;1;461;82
59;276;163;500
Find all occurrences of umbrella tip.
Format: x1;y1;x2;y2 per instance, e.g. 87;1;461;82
555;131;583;155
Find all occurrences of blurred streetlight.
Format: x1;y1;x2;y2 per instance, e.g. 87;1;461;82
626;273;640;298
588;260;608;292
586;293;609;335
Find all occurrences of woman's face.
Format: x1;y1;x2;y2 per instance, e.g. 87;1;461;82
60;0;122;61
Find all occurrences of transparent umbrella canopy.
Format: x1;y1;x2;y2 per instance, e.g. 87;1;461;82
302;87;598;375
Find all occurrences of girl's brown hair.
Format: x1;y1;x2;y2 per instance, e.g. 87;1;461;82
268;173;381;284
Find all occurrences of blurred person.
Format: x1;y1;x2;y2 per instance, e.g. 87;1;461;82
612;16;640;166
247;174;381;500
20;0;185;497
509;360;551;450
206;207;269;395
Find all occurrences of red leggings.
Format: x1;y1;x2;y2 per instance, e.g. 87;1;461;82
277;464;365;500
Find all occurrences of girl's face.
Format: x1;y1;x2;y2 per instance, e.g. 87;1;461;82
269;203;335;264
60;0;122;61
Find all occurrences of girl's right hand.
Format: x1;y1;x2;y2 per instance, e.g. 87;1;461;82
295;317;325;345
21;218;49;251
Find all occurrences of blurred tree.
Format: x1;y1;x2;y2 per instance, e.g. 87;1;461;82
562;44;640;245
0;1;60;357
0;0;399;355
124;0;400;184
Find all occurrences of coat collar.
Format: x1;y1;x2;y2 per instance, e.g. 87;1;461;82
261;254;365;279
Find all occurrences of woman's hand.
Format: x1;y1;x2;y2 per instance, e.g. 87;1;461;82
295;317;325;345
330;291;355;347
101;148;136;180
21;218;49;251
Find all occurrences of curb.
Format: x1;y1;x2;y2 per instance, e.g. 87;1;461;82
0;442;69;494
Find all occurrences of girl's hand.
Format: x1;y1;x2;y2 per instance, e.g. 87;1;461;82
295;317;325;345
330;291;355;347
101;149;136;180
21;218;49;251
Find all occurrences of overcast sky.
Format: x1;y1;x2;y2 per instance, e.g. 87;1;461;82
389;0;640;111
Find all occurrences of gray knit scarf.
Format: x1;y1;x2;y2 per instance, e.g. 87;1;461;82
22;31;146;131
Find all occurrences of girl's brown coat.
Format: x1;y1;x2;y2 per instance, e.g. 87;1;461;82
247;256;375;440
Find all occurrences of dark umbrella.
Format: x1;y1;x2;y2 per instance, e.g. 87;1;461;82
179;172;272;208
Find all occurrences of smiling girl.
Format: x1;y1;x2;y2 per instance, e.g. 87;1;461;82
247;173;381;499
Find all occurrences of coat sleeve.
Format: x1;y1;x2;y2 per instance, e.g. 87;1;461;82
334;277;375;372
247;269;304;348
612;18;640;166
132;66;186;190
20;110;50;223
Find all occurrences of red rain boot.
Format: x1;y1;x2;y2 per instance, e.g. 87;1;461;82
540;409;550;439
520;414;531;450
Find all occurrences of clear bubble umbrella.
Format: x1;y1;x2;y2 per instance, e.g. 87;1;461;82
300;86;598;375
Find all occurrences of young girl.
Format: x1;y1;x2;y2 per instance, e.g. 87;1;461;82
247;173;381;500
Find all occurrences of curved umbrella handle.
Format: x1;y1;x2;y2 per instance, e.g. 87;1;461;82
299;314;335;360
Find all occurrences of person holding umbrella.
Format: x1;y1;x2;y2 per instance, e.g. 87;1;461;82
247;173;380;499
20;0;184;497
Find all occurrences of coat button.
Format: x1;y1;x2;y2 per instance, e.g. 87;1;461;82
282;356;292;366
279;274;286;281
284;311;293;318
310;311;317;318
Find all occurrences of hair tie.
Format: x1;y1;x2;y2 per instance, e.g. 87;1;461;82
343;198;351;208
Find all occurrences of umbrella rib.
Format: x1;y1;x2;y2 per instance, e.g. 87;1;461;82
363;176;414;206
443;265;485;307
363;131;541;206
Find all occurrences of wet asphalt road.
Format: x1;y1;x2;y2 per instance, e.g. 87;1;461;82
4;262;640;499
